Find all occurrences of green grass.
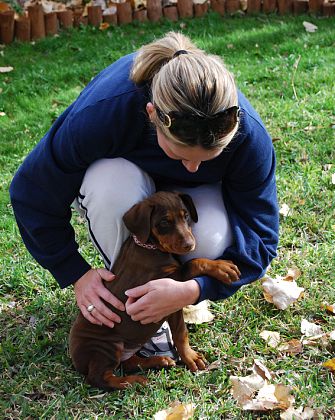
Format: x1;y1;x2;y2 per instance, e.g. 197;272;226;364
1;12;335;419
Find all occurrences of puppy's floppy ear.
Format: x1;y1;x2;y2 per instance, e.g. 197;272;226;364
179;193;198;223
123;201;154;243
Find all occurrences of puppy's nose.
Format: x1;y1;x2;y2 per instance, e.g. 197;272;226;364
181;240;195;253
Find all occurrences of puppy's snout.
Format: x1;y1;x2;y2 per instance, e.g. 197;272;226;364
181;238;196;253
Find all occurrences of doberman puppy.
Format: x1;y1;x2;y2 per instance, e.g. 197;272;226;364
69;191;240;390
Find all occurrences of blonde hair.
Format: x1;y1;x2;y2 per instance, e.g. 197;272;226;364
130;32;238;149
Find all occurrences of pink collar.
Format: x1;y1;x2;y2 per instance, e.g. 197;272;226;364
132;235;158;250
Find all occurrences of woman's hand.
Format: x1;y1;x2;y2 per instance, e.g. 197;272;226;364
125;278;200;324
74;268;125;328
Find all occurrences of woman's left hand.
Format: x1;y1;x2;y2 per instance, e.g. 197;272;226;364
125;278;200;324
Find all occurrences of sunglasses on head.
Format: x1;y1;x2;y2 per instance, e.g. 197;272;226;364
155;105;240;148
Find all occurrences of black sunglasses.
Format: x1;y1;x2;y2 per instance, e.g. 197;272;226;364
155;105;240;148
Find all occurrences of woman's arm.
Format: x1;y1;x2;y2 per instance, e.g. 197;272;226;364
195;113;279;302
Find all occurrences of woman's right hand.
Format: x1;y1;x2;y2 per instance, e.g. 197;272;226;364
74;268;125;328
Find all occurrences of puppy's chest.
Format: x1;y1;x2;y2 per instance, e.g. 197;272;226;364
105;245;181;303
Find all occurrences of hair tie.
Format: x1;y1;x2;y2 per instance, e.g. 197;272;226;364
173;50;189;58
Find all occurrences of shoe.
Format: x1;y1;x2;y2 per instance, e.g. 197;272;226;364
136;321;179;361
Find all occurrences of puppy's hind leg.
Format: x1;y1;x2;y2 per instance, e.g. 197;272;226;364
86;344;148;391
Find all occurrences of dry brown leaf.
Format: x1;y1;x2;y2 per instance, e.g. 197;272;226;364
323;358;335;373
230;360;294;411
260;330;281;348
283;267;301;282
280;405;315;419
278;339;303;355
153;401;195;420
231;377;294;411
262;275;304;310
253;359;273;380
0;67;13;73
183;300;214;324
99;22;109;30
300;319;323;337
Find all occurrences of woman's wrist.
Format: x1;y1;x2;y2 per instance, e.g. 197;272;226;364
182;279;201;306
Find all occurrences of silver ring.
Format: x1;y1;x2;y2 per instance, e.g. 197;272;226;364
87;304;95;313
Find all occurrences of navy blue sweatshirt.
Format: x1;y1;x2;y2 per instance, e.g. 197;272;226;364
10;53;279;302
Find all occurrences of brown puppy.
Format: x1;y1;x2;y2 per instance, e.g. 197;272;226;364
69;191;240;390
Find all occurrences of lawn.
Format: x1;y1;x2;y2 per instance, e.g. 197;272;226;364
1;12;335;419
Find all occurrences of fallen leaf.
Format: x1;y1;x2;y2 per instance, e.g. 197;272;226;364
260;330;281;348
279;203;291;217
323;163;332;171
322;303;335;315
99;22;110;30
183;300;214;324
231;371;294;411
303;21;318;33
323;358;335;373
280;405;315;419
153;401;195;420
283;267;301;282
206;359;221;371
0;66;13;73
301;319;323;337
253;359;273;381
230;373;266;406
262;275;304;310
302;333;329;348
278;339;303;355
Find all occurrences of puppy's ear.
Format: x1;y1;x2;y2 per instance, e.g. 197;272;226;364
179;193;198;223
123;201;154;243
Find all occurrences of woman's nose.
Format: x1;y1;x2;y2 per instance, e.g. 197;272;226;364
182;160;201;173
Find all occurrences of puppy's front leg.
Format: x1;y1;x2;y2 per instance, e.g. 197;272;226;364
181;258;241;285
167;311;206;372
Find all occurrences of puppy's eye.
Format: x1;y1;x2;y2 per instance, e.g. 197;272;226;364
159;219;171;228
184;212;191;222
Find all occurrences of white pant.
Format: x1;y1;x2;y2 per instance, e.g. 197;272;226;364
76;158;233;269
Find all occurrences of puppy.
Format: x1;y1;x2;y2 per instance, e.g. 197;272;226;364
69;191;240;390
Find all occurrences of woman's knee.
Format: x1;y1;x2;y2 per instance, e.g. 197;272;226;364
79;158;155;219
178;184;233;262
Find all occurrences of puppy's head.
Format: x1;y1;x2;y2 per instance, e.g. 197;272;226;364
123;191;198;254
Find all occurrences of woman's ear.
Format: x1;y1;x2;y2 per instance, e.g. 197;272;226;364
146;102;155;121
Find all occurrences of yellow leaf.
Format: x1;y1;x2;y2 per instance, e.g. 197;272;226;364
323;358;335;372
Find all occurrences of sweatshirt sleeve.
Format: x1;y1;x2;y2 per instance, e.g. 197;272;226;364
195;113;279;302
9;91;145;288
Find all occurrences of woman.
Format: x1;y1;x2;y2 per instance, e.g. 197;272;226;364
10;32;278;342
